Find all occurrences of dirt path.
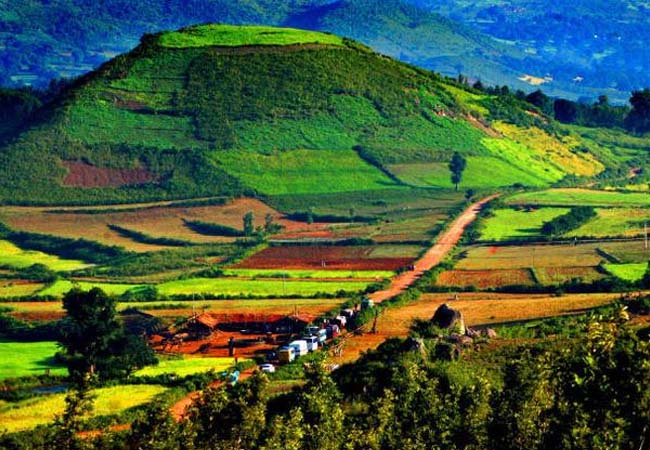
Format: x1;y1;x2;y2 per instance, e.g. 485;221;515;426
368;195;499;304
169;370;254;421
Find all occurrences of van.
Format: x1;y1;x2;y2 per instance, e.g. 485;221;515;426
278;346;296;363
289;340;309;357
307;326;320;335
316;329;327;344
302;335;319;352
326;324;340;338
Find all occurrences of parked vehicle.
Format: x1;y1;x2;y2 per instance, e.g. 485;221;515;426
302;335;319;352
316;328;327;344
278;345;296;363
259;363;276;373
326;324;340;338
307;326;320;335
334;315;347;328
289;340;309;357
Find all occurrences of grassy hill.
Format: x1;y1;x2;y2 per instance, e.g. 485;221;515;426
0;24;640;206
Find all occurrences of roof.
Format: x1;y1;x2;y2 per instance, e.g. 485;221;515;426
192;313;219;329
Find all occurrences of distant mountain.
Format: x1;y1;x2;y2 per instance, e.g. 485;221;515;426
4;0;640;101
0;25;628;206
408;0;650;102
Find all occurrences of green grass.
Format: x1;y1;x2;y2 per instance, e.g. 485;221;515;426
157;277;369;297
134;356;242;377
222;269;393;279
159;24;345;48
211;149;398;195
0;341;67;380
388;156;551;189
479;208;569;241
507;189;650;207
481;137;565;183
38;280;144;298
0;240;91;271
0;384;166;433
603;263;647;282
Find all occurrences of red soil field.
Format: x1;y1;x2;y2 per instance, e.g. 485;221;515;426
62;161;156;187
235;245;413;271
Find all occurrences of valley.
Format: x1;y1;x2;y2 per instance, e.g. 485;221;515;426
0;23;649;449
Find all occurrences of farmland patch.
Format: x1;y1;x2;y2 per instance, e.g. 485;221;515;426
436;269;535;289
0;341;67;380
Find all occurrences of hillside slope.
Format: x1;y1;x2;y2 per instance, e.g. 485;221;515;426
0;25;621;205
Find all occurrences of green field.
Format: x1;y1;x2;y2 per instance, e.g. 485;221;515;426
0;341;67;380
479;208;568;241
0;241;91;271
134;356;242;377
211;149;398;195
159;24;345;48
388;156;551;189
566;208;650;238
0;281;45;298
603;263;647;282
38;280;144;298
222;269;393;279
507;189;650;207
0;385;166;433
156;277;369;297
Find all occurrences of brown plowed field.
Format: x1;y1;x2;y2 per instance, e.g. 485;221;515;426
437;269;535;289
235;245;414;271
63;161;156;187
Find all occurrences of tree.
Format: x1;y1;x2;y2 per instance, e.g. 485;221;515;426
59;287;125;381
465;189;475;202
449;152;467;191
526;89;553;115
625;89;650;133
243;211;254;236
554;99;578;123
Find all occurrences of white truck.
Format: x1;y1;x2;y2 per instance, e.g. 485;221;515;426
289;340;309;357
301;335;319;352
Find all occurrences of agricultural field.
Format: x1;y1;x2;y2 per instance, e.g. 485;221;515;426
480;207;650;241
0;384;166;433
436;269;534;289
133;356;240;377
235;245;415;271
599;240;650;263
38;280;144;298
0;198;324;252
0;280;45;297
388;156;551;189
438;242;611;289
603;263;647;282
223;268;393;279
211;149;398;195
506;188;650;207
156;277;369;297
0;341;67;380
0;240;90;271
478;207;568;241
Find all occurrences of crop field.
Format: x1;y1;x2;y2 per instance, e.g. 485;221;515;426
478;208;568;241
566;208;650;238
370;215;447;243
436;269;534;289
0;240;90;271
133;356;241;377
235;245;415;270
533;266;605;285
506;189;650;207
38;280;144;298
0;198;320;252
0;280;45;298
156;277;369;297
159;24;345;48
481;207;650;241
493;122;604;177
223;268;393;279
599;240;650;263
455;244;605;270
603;263;646;282
211;149;398;195
0;341;67;380
388;156;551;189
0;384;166;433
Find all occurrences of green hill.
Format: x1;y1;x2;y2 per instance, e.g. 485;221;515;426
0;24;636;205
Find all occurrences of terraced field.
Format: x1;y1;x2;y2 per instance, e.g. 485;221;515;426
0;240;90;271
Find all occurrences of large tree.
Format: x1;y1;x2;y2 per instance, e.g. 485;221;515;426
449;152;467;191
625;89;650;133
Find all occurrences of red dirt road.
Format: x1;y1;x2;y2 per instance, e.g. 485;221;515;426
368;195;498;303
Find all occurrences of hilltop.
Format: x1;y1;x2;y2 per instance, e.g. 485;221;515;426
0;24;640;205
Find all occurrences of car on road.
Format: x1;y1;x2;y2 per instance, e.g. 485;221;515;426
259;363;276;373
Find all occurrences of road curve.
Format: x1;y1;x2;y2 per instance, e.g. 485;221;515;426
368;194;499;304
